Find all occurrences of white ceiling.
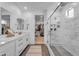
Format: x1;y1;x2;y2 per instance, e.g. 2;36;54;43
10;2;56;12
0;2;58;18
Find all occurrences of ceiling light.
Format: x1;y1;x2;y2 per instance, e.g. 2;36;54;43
24;6;28;10
58;2;61;6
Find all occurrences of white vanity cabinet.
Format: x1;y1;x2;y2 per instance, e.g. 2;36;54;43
5;41;16;56
0;41;16;56
0;34;28;56
16;35;26;56
0;46;6;56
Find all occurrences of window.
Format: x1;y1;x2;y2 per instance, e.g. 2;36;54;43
66;8;74;18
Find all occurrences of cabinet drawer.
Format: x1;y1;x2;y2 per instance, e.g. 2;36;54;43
0;41;15;56
18;38;23;42
16;36;27;55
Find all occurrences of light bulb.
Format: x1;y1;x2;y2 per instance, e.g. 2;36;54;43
24;6;28;10
1;20;6;24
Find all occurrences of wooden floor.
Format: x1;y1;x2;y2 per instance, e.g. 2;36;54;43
20;44;50;56
35;36;44;44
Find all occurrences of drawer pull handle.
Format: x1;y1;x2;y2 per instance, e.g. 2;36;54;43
26;39;28;41
18;39;22;41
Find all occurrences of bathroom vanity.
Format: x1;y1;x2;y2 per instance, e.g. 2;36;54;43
0;33;29;56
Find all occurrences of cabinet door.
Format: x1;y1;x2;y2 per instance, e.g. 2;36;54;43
16;37;25;55
26;36;29;45
16;37;22;55
0;41;15;56
5;41;16;56
23;34;27;47
0;48;6;56
26;33;29;45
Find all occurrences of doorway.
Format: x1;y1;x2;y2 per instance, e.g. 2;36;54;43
35;15;44;44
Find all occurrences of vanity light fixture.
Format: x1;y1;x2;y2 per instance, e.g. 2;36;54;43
1;20;6;24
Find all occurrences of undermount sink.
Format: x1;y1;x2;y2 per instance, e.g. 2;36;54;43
0;35;7;42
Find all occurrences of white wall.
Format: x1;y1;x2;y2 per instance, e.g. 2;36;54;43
0;2;21;17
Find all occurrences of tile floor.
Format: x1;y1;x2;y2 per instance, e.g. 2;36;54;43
50;46;73;56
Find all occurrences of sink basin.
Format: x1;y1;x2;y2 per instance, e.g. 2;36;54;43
0;35;7;42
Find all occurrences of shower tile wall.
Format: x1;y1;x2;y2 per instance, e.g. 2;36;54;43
49;3;79;55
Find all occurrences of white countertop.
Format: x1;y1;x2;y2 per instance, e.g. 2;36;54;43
0;33;27;47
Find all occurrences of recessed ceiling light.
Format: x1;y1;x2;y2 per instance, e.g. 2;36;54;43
58;2;61;6
24;6;28;10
